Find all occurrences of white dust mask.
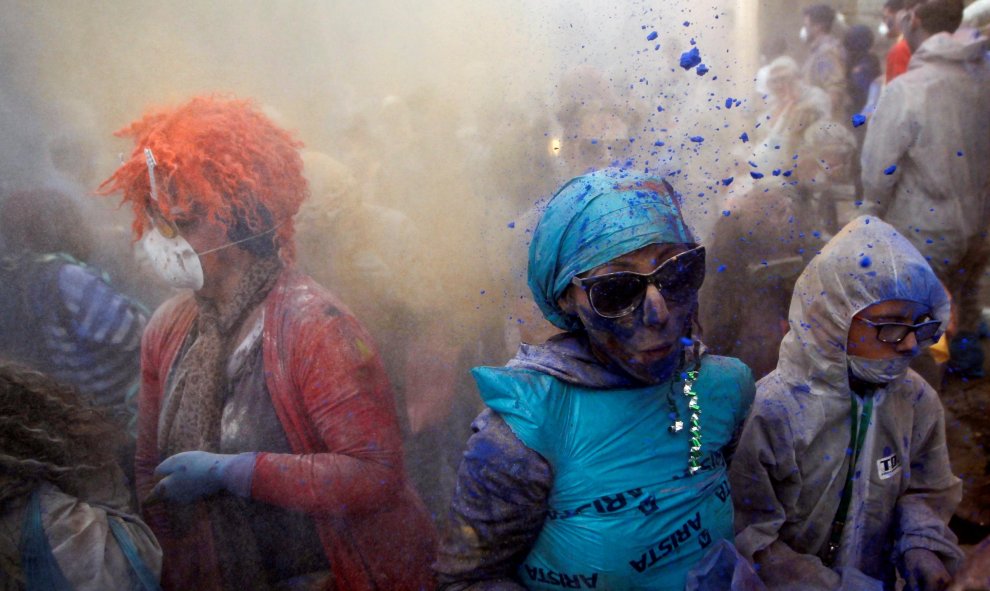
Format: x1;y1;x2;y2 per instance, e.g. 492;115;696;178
847;355;913;384
142;227;205;290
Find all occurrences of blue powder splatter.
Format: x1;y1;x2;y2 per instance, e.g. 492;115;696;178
957;151;964;157
656;105;665;112
782;170;793;177
507;222;516;229
724;97;734;109
689;136;704;143
646;31;658;41
772;169;781;176
683;20;690;26
679;47;702;69
884;165;897;175
860;256;872;268
751;171;764;179
722;210;731;216
851;114;866;128
480;290;486;295
717;264;727;273
748;160;758;167
654;141;665;147
696;63;709;76
680;337;693;346
740;132;749;143
721;177;734;186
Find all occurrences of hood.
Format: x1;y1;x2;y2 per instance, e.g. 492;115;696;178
912;30;989;67
508;331;705;389
776;216;949;395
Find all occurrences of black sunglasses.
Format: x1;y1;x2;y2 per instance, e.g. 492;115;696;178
572;246;706;318
857;317;941;345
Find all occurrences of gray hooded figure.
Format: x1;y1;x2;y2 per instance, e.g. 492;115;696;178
730;216;963;590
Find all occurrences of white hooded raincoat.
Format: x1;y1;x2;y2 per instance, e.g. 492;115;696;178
730;216;963;590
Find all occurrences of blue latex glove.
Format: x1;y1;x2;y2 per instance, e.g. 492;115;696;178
146;451;256;505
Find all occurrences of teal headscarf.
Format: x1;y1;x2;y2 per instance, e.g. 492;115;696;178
528;168;696;330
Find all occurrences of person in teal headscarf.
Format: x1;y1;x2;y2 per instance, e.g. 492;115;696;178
434;168;758;590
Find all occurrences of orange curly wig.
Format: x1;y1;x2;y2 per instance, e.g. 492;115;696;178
98;95;307;261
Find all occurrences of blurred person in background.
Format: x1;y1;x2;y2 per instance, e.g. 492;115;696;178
0;361;161;590
860;0;990;379
731;216;964;591
801;4;850;120
844;24;883;119
99;95;436;591
752;56;832;173
435;169;757;590
295;150;466;524
0;188;147;434
700;120;857;379
882;0;914;83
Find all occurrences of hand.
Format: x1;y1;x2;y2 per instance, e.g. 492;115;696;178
903;548;952;591
145;451;255;506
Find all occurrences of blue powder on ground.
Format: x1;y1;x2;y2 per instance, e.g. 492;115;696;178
852;114;866;128
884;165;897;175
647;31;658;41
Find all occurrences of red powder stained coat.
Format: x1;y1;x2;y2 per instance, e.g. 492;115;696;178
136;268;437;591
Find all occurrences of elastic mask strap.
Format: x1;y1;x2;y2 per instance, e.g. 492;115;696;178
197;221;286;257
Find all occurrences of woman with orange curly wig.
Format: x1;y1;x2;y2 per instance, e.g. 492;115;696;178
99;96;437;591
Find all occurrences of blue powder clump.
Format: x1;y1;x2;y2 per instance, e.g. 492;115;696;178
782;170;793;177
679;47;702;69
740;132;749;143
860;256;872;268
722;210;731;217
683;20;690;26
680;337;693;346
647;31;658;41
772;169;781;176
717;264;726;273
507;222;516;229
696;63;709;76
884;165;897;175
851;114;866;128
725;97;734;109
656;105;665;112
721;177;734;186
750;171;764;179
689;136;704;143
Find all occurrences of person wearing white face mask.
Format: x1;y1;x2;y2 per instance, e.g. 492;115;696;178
730;216;964;591
801;4;849;120
98;95;437;591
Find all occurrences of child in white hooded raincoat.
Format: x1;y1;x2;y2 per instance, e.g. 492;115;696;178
730;215;964;590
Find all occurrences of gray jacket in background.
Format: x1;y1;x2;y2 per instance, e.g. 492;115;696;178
860;30;990;277
729;216;963;590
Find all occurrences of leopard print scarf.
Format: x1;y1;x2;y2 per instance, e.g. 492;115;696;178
158;258;282;458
